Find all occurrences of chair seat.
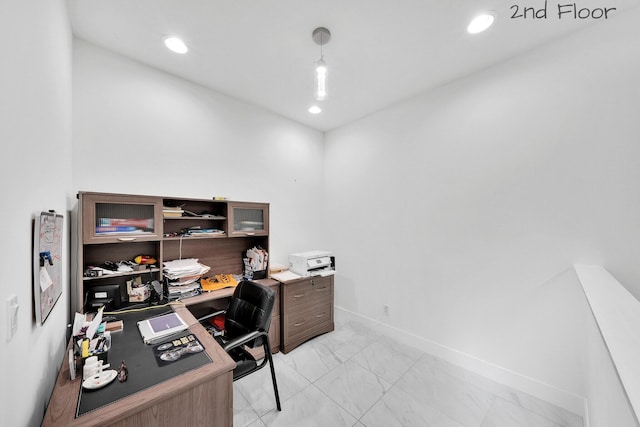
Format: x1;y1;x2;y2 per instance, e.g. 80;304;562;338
233;357;258;379
225;342;260;380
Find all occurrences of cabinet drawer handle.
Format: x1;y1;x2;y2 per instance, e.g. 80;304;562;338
243;232;255;236
293;321;306;327
315;313;326;318
315;287;329;292
293;294;305;299
117;237;136;241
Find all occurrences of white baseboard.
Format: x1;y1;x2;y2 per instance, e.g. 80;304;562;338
334;305;587;419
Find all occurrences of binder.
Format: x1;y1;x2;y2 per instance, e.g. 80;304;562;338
137;312;188;344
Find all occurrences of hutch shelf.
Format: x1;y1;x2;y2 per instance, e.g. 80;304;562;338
74;192;270;315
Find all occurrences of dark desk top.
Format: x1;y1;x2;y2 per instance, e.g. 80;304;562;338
76;306;212;416
42;303;235;427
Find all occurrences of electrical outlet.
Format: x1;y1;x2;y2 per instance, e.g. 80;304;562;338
383;304;389;315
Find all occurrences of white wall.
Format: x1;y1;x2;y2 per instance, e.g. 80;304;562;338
324;7;640;418
0;1;72;426
72;39;326;265
586;315;638;426
576;265;640;426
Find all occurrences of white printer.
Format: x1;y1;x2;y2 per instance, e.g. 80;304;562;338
288;250;334;277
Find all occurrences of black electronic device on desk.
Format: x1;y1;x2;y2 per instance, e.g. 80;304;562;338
75;306;212;417
85;284;121;312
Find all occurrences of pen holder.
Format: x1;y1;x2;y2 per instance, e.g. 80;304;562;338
75;332;111;364
250;269;267;280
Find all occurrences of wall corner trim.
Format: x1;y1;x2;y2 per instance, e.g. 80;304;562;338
574;264;640;426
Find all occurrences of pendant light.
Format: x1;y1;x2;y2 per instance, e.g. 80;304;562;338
312;27;331;101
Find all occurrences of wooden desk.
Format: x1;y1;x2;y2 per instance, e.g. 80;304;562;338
42;304;235;427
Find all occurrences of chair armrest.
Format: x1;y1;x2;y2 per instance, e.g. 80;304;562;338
197;309;227;323
223;330;267;352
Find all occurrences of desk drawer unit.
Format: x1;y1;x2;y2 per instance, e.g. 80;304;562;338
268;282;280;353
281;276;334;353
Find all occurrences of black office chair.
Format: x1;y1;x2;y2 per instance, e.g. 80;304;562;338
200;280;281;411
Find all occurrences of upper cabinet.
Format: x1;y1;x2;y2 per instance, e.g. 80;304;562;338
227;202;269;237
80;193;163;244
162;198;228;240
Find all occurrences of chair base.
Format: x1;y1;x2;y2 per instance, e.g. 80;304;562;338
230;339;281;411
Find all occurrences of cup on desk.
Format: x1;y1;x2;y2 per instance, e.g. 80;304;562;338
83;357;109;378
83;356;98;377
77;332;111;365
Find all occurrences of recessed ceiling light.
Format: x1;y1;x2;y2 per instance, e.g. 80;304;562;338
467;13;495;34
164;36;188;54
308;105;322;114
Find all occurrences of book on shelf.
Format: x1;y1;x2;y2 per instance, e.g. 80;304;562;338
99;218;154;229
163;206;184;218
186;228;225;236
95;225;141;234
163;212;183;218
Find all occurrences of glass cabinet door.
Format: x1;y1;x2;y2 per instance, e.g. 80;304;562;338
228;202;269;237
81;193;163;243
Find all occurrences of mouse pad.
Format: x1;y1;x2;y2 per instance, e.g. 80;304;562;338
152;333;205;367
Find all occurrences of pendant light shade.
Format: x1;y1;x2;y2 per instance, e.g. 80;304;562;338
315;58;327;100
312;27;331;101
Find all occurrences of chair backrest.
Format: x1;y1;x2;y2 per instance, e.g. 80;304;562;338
224;280;275;347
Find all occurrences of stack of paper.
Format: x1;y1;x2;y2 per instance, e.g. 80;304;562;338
167;283;201;300
163;206;184;218
163;258;210;281
270;270;302;283
163;258;210;299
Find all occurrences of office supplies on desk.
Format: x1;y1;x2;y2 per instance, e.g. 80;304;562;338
153;333;205;366
85;306;104;340
105;320;124;332
270;270;302;283
83;357;110;378
137;311;188;344
50;304;217;422
244;246;268;279
163;258;210;285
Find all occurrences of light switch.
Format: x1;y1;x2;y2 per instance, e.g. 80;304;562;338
6;294;19;341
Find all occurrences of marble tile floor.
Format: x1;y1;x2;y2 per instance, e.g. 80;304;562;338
233;319;584;427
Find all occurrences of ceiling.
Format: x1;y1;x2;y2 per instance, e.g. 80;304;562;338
67;0;638;132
